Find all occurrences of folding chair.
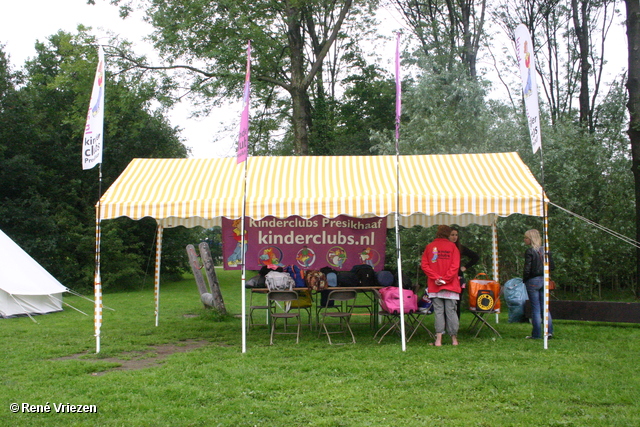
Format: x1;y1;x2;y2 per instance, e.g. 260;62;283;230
372;289;405;343
248;289;269;329
468;308;501;338
315;289;339;327
351;290;376;328
289;288;314;330
468;287;502;338
268;290;302;345
406;310;435;342
318;289;357;345
373;290;434;343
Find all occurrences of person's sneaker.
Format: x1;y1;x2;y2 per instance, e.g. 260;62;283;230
525;336;538;339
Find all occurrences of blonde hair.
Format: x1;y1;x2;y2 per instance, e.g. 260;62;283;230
524;229;542;250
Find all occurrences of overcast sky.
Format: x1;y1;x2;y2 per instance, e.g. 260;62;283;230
0;0;244;158
0;1;628;158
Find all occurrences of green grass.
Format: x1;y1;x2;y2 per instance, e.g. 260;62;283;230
2;270;640;426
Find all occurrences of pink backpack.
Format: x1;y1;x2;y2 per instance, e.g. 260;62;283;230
379;286;418;314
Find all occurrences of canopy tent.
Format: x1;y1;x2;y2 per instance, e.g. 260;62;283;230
96;152;548;349
100;152;545;227
0;228;69;318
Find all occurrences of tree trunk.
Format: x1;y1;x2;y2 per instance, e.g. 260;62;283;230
199;242;226;315
572;0;592;130
625;0;640;298
286;4;310;155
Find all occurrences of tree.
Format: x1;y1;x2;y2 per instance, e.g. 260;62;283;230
625;0;640;297
492;0;617;130
393;0;487;79
108;0;379;155
0;30;191;291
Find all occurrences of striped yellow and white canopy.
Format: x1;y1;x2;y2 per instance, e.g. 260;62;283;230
99;152;546;228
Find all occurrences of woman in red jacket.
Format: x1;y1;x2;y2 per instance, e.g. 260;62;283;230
421;225;461;346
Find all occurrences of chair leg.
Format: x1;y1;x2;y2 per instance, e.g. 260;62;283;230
270;318;276;345
319;317;332;345
344;319;356;344
376;317;401;343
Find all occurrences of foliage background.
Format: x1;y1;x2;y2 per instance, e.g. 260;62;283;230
0;1;636;299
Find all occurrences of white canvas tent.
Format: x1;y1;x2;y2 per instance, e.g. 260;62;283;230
0;229;68;318
96;152;549;349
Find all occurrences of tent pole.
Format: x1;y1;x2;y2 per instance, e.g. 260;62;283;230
542;203;550;349
154;224;164;327
394;32;407;351
395;163;406;352
539;145;550;349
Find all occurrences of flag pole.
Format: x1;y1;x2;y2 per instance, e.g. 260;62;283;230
515;24;550;348
238;40;251;354
394;32;407;352
240;161;248;353
94;201;102;353
83;45;106;353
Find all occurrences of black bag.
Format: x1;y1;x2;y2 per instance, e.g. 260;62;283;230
376;270;394;287
318;289;336;307
351;264;376;287
393;272;414;291
245;274;266;288
336;271;359;287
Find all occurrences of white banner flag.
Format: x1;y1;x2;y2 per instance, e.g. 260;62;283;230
514;24;541;154
83;46;105;170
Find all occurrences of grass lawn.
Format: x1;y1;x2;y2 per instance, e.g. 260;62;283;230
2;269;640;426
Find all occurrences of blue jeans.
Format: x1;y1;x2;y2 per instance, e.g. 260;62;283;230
525;276;553;338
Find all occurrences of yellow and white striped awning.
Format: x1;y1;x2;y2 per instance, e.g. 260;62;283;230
99;152;546;228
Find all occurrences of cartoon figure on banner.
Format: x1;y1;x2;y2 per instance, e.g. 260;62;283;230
89;68;104;118
227;219;247;268
523;40;532;97
258;246;283;266
296;245;316;268
360;247;380;267
327;246;347;269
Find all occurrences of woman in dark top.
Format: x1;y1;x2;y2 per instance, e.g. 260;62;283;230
449;227;480;318
523;228;554;339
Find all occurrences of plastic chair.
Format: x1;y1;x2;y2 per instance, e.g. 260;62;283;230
268;291;302;345
318;290;357;345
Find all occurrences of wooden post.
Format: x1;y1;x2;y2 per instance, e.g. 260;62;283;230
186;244;209;306
199;242;227;315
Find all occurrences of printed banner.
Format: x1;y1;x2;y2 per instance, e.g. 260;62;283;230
514;24;542;154
83;46;105;170
237;41;250;164
222;215;387;271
